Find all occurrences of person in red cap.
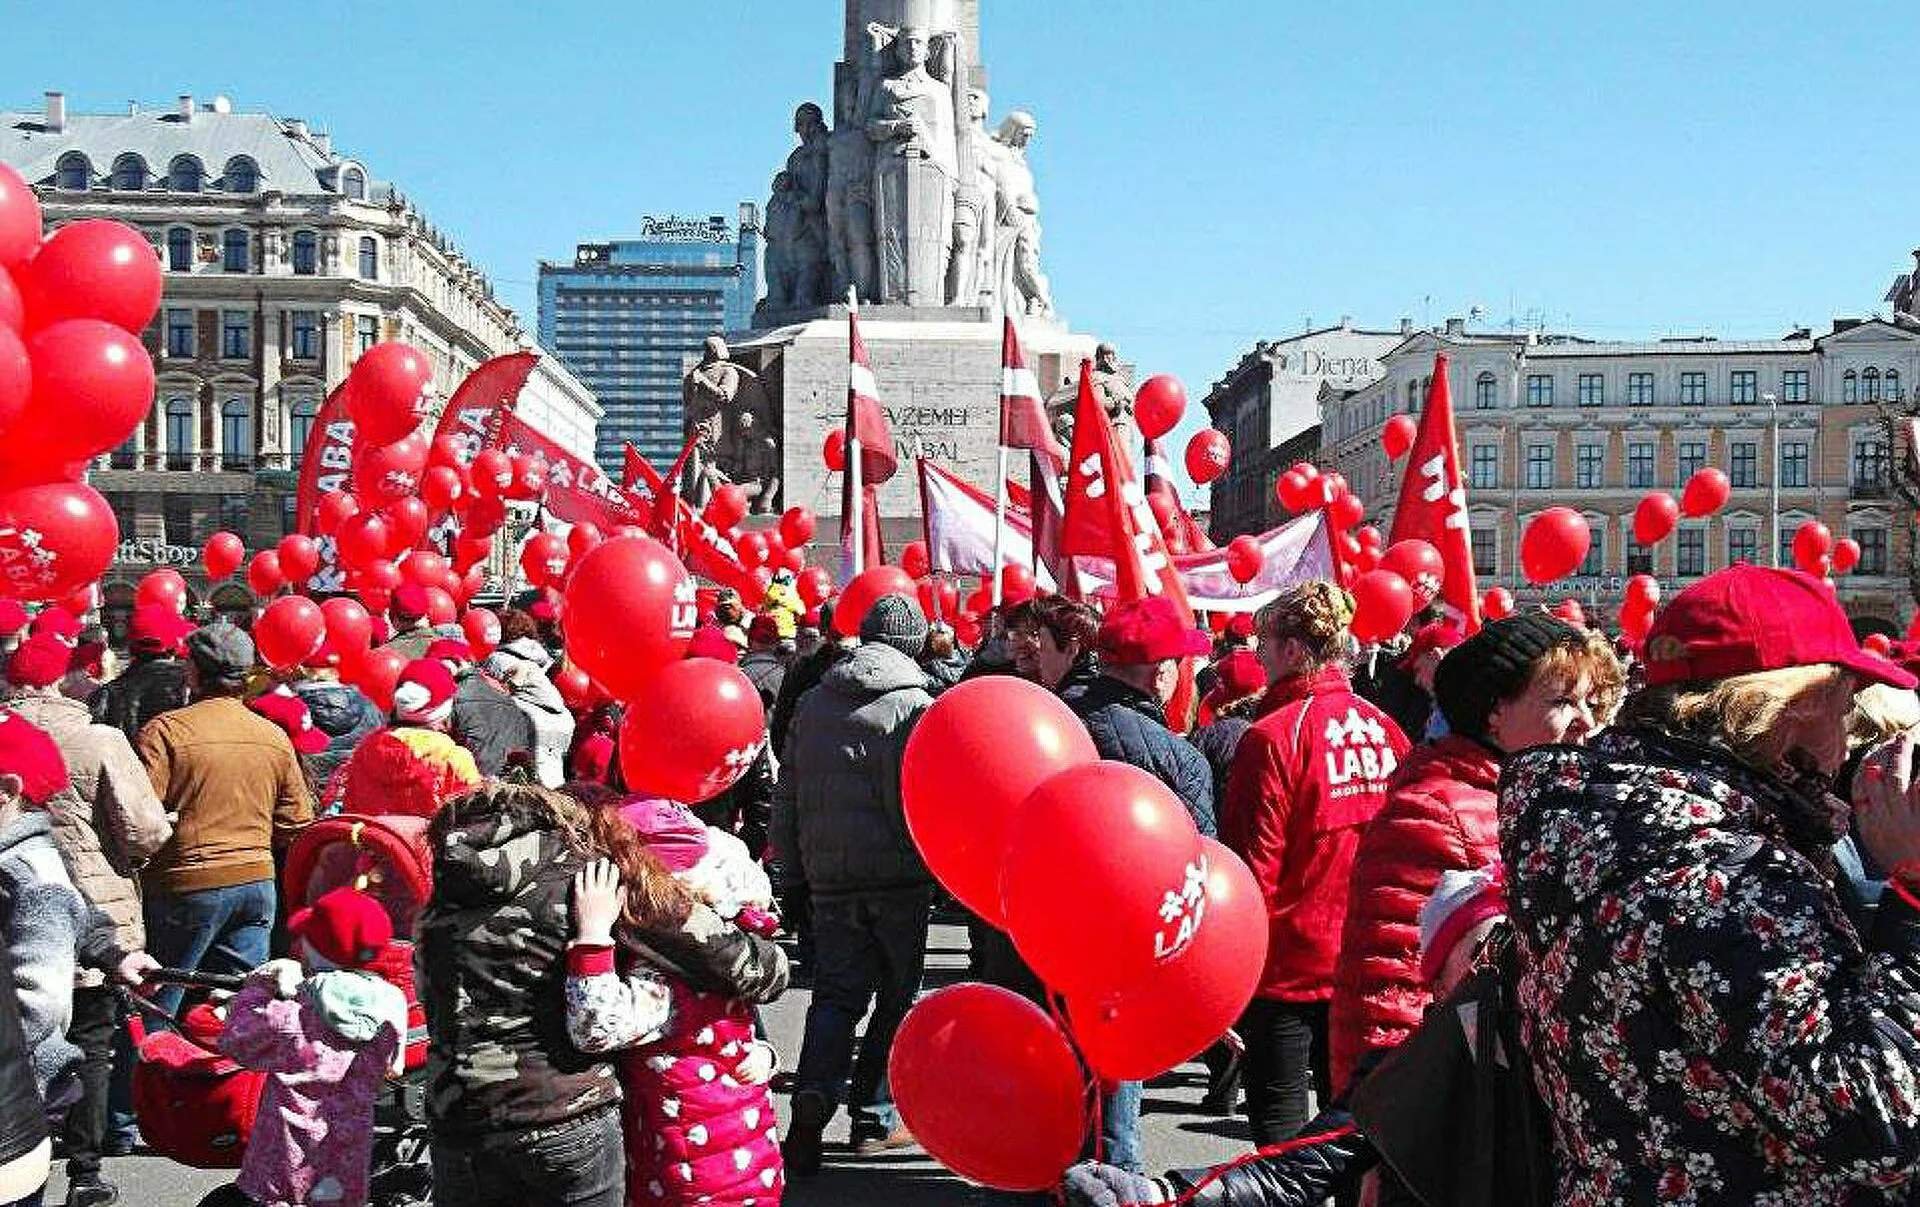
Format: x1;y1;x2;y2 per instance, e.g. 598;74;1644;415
1222;580;1410;1146
219;885;408;1207
1502;564;1920;1204
1379;619;1466;743
89;603;195;746
380;584;438;661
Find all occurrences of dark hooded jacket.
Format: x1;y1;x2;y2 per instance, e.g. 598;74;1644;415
90;653;190;744
290;679;383;791
449;666;536;778
1058;658;1215;837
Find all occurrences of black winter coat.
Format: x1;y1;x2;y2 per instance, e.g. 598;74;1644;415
1058;659;1216;838
450;669;536;777
89;655;190;744
1191;715;1253;813
0;939;45;1171
290;679;383;790
769;642;851;763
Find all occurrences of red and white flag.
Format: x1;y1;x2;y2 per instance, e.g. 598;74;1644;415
999;317;1063;461
1074;511;1333;612
1388;352;1480;632
620;443;761;598
918;459;1057;591
1143;435;1213;554
840;307;896;580
1059;361;1191;613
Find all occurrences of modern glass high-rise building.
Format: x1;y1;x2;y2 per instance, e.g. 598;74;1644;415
538;208;760;472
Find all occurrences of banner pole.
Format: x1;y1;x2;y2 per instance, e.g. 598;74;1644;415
990;446;1009;608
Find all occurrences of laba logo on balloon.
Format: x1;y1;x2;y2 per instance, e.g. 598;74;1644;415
1151;852;1208;963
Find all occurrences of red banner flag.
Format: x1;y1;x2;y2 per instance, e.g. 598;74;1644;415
498;414;645;532
840;308;894;579
1388;353;1480;633
428;351;533;468
1058;361;1191;613
292;382;354;592
620;443;762;597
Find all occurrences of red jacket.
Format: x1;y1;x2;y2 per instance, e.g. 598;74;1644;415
1326;734;1501;1092
1222;666;1409;1003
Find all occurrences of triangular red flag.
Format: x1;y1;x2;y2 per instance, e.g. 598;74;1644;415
1388;352;1481;632
1058;361;1192;613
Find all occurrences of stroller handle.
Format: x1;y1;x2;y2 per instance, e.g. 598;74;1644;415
142;967;246;992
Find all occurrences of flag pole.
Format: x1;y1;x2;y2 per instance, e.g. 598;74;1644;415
847;285;865;578
991;308;1010;608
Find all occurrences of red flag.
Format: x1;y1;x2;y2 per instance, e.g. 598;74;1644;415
918;458;1057;590
292;382;353;592
497;414;645;531
840;308;893;578
1143;435;1213;553
1388;353;1480;633
619;443;761;597
429;351;533;467
1058;361;1192;613
999;317;1063;460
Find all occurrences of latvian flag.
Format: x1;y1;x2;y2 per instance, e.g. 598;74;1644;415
840;306;897;580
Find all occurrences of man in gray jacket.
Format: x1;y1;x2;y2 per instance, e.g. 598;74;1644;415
775;594;935;1174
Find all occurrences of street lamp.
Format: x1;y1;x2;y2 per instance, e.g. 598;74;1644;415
1765;391;1779;567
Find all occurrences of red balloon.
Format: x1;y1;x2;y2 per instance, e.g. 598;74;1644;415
452;532;494;575
1482;586;1516;620
1380;540;1445;608
1276;469;1311;511
734;530;770;570
1002;762;1204;993
781;546;806;573
507;453;548;502
1833;537;1862;575
833;566;918;637
1619;598;1655;641
0;324;25;435
703;484;748;532
255;596;325;670
354;432;429;504
460;608;500;659
796;565;834;608
822;428;847;472
564;536;696;700
453;564;486;608
903;676;1098;926
345;342;433;446
1135;374;1186;441
520;532;569;589
399;551;451;590
1327;491;1365;531
1184;428;1231;485
0;165;42;272
889;984;1087;1192
900;540;931;580
0;482;117;601
56;584;95;616
276;534;320;586
1065;838;1268;1081
1866;633;1894;657
422;587;457;627
617;659;766;803
348;647;408;714
761;530;788;569
1633;492;1679;545
315;490;358;538
337;512;393;571
469;448;514;499
1352;542;1381;573
135;569;187;613
1624;573;1661;611
428;435;465;469
420;465;463;511
247;551;285;596
464;494;506;537
566;522;604;558
1681;468;1730;518
1551;599;1587;628
351;558;402;595
999;563;1037;607
19;219;162;334
551;664;593;713
1225;535;1263;584
1793;520;1833;575
17;319;155;461
916;577;959;621
1520;508;1591;585
0;268;20;336
320;597;373;656
202;531;245;582
1381;413;1418;460
1349;569;1416;643
779;506;816;549
382;498;429;553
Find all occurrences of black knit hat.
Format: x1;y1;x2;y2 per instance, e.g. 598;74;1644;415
1433;611;1584;742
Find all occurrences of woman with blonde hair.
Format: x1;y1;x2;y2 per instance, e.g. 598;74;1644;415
1500;564;1920;1203
1222;580;1410;1144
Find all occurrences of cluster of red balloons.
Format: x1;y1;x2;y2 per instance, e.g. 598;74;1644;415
891;678;1266;1189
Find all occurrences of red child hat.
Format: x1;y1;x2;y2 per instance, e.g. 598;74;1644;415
288;886;392;970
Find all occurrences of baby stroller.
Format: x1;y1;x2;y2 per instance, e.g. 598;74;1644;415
128;812;438;1206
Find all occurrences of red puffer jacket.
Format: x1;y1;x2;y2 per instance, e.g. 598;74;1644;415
1327;733;1501;1093
1222;666;1409;1003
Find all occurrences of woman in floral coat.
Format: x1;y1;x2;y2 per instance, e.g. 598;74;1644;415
1500;564;1920;1205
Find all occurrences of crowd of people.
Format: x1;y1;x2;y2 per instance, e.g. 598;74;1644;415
0;558;1919;1207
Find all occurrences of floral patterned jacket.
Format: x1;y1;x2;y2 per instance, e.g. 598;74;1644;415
1499;726;1920;1206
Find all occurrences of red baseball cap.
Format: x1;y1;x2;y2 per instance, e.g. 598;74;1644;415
1400;621;1466;669
6;632;71;689
390;583;431;622
425;638;474;665
1096;597;1211;666
1225;613;1256;641
1209;649;1267;704
0;709;68;804
129;603;195;656
1643;564;1916;691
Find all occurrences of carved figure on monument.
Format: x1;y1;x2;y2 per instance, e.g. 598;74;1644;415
680;337;770;509
1090;342;1134;427
990;110;1053;318
947;86;997;307
827;70;878;302
785;103;832;306
724;409;782;515
762;171;825;308
865;23;958;306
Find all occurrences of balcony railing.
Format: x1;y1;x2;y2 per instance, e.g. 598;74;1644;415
1852;481;1890;500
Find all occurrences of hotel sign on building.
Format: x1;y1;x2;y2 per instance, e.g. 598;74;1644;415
638;214;734;243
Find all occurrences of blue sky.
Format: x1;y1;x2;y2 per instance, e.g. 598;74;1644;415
10;0;1920;457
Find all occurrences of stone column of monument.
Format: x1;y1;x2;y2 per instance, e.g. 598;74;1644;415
865;24;959;307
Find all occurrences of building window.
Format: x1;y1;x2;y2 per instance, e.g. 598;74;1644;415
164;398;194;470
1579;524;1603;577
1890;369;1904;402
168;154;203;192
1857;528;1889;575
220;400;253;471
1680;372;1706;405
1575;443;1604;489
110;153;147;191
1470;528;1496;577
221;310;250;359
355;316;378;355
289;310;318;360
1783;369;1809;403
1525;444;1553;489
217;493;249;536
108;432;138;471
1843;371;1859;403
1474;372;1496;410
1677;528;1706;576
1525;375;1553;408
1469;446;1498;490
1782;440;1809;487
165;309;194;358
1627;441;1655;488
54;152;90;190
1677;440;1706;484
1627;372;1654;406
1406;380;1419;411
1864;368;1882;403
1729;527;1758;565
1854;439;1889;488
162;495;195;546
1577;374;1603;407
1778;526;1798;570
342;167;367;200
1729;440;1757;488
290;397;319;465
1627;539;1654;575
290;230;317;276
1730;370;1758;404
165;226;193;271
222;229;249;273
357;237;378;281
281;495;300;536
223;156;259;194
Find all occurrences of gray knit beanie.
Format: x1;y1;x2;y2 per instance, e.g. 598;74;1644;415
1432;611;1584;742
859;594;929;658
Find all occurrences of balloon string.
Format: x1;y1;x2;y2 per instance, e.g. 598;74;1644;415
1043;990;1108;1167
1890;862;1920;913
1113;1125;1358;1207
